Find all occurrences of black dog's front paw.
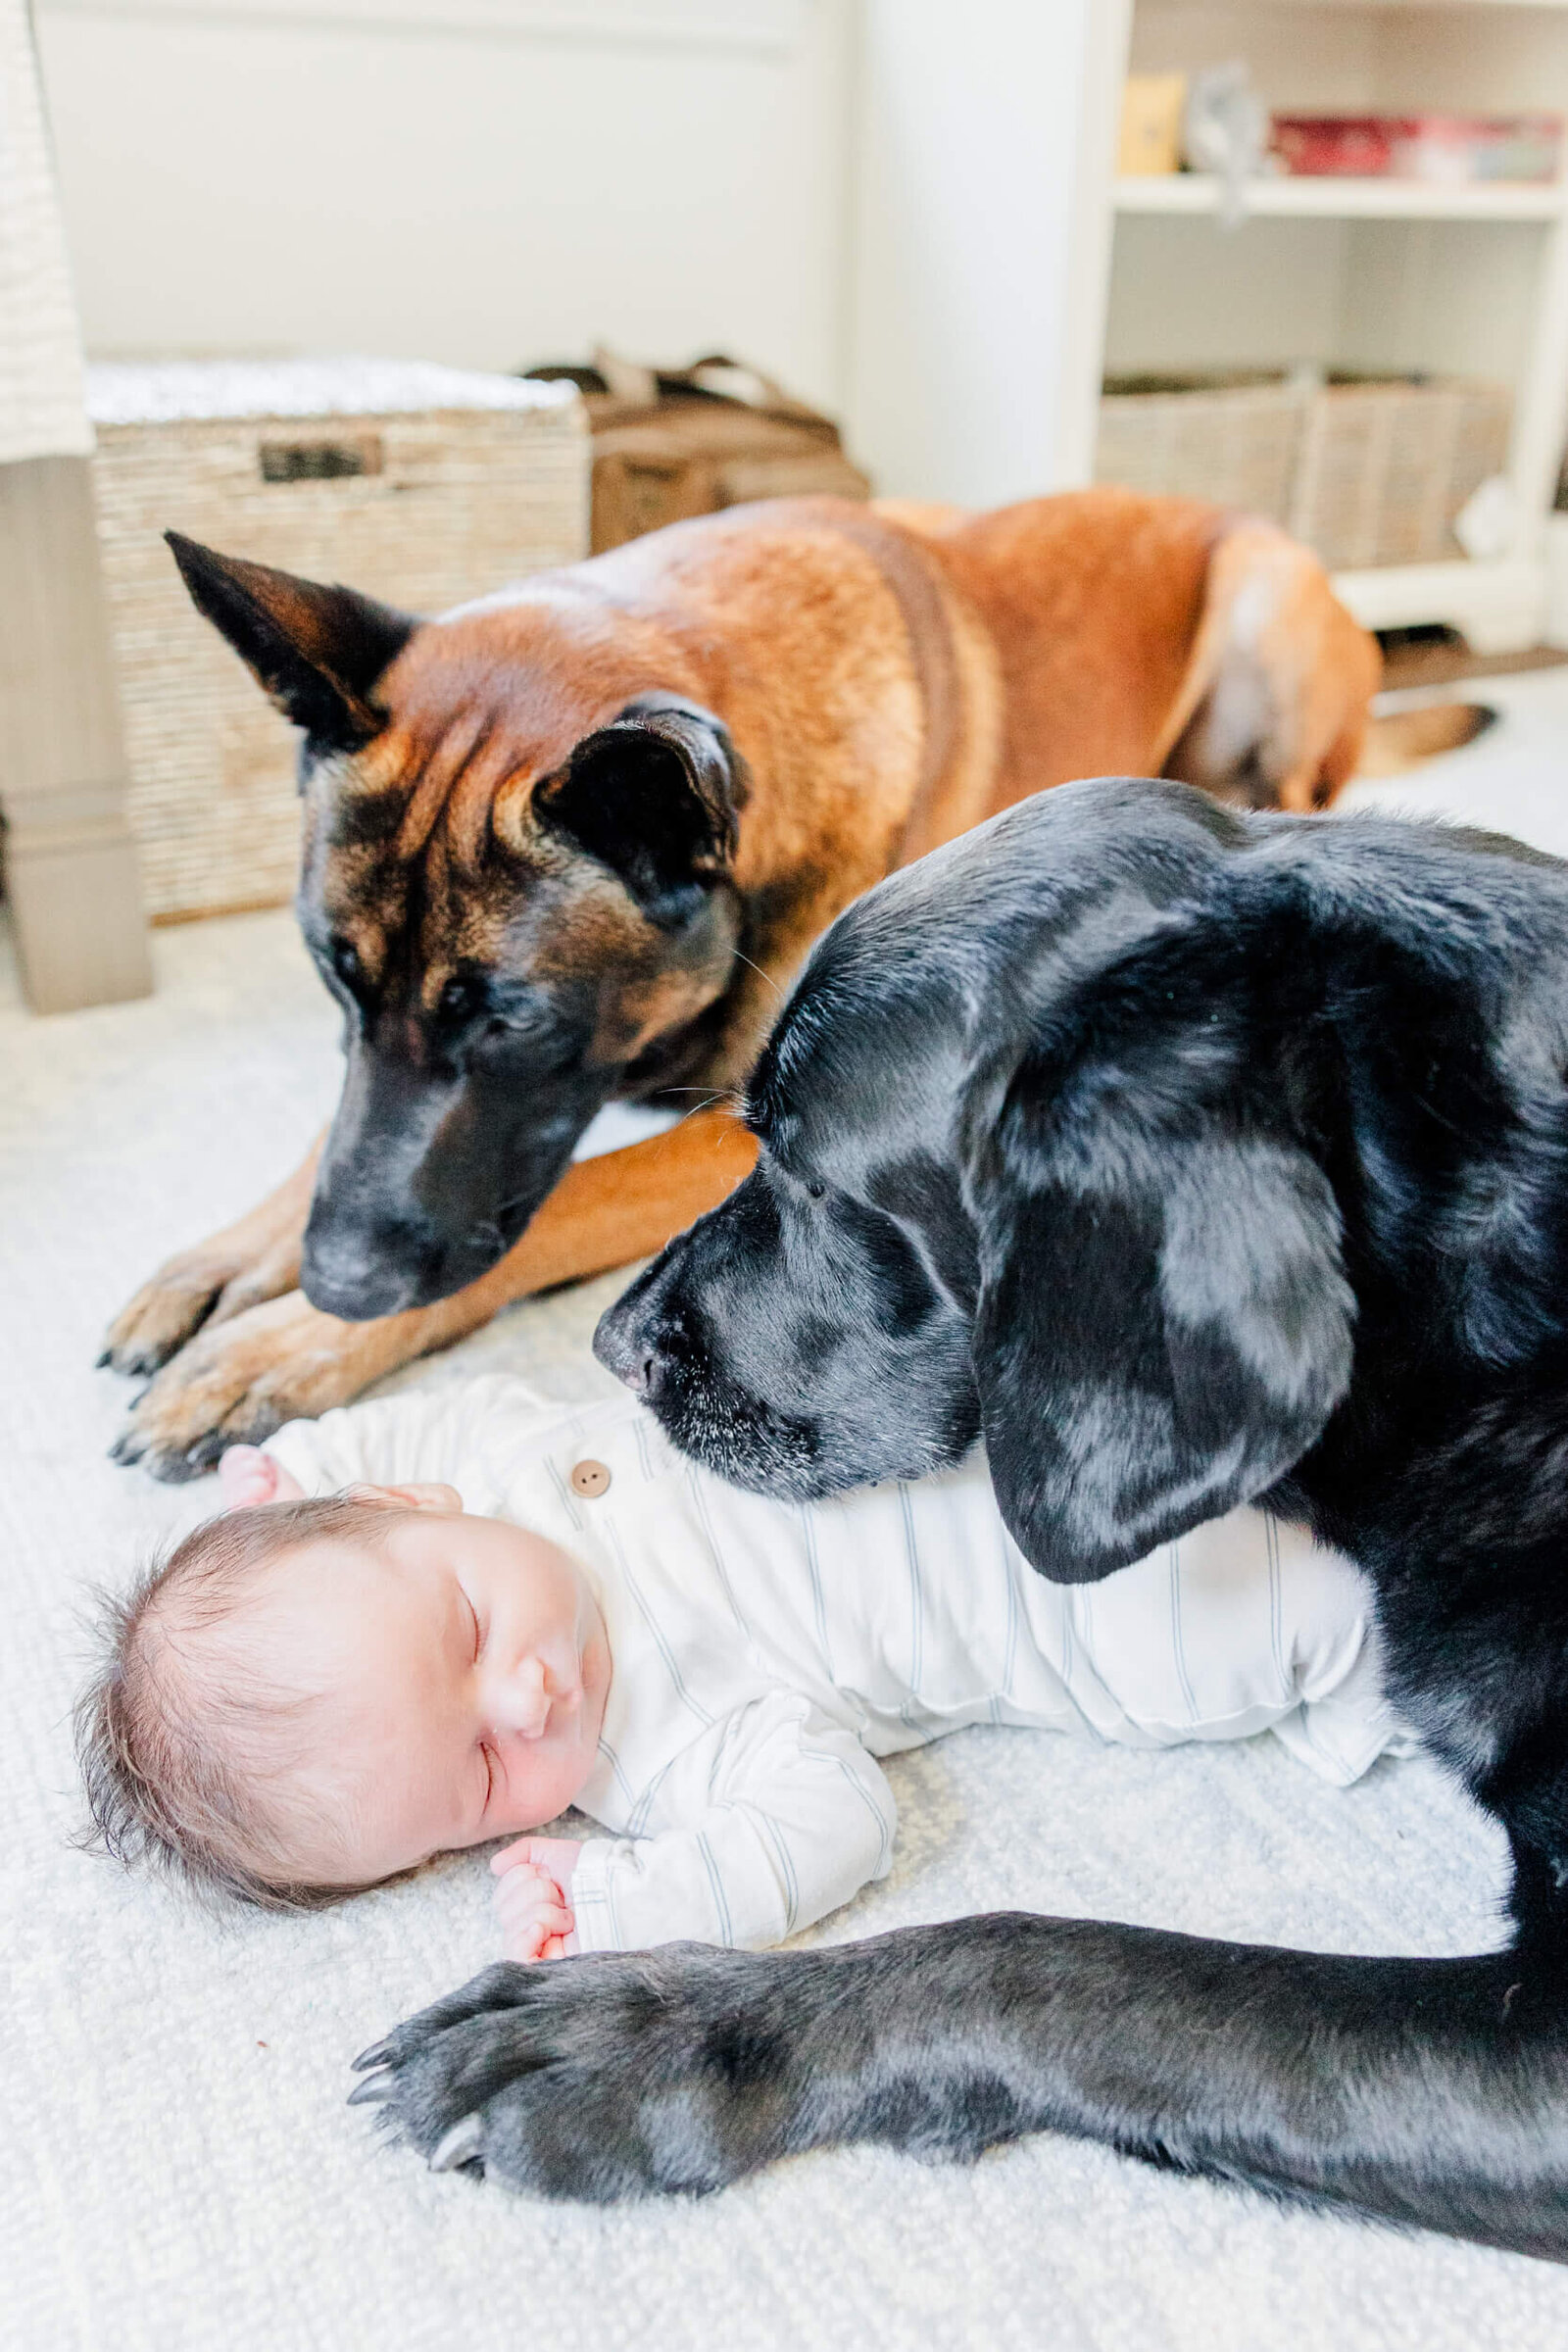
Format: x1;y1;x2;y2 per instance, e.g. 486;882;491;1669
350;1949;808;2203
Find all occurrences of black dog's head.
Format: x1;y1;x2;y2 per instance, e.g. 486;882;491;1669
169;535;750;1318
597;778;1363;1582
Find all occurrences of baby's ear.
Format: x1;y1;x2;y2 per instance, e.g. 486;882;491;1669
344;1480;463;1515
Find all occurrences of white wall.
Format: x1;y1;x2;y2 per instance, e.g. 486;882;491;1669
34;0;854;411
37;0;1117;507
844;0;1129;505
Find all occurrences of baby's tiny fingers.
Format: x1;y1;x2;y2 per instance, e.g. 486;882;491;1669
500;1892;571;1937
219;1445;276;1506
494;1864;560;1910
490;1835;549;1877
500;1921;549;1963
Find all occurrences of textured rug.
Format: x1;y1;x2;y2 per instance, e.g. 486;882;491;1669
8;684;1568;2349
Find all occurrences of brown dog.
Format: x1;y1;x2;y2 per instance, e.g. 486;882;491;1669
103;489;1378;1478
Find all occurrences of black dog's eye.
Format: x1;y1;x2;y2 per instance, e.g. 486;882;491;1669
806;1181;826;1200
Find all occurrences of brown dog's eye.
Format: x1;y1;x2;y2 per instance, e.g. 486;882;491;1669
440;977;481;1021
331;940;362;988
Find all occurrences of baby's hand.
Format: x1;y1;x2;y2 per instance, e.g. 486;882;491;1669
491;1837;583;1964
218;1446;305;1510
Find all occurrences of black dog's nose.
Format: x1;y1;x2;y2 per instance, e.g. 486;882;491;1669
593;1300;656;1393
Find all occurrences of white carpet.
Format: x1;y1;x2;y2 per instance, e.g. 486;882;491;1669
8;683;1568;2350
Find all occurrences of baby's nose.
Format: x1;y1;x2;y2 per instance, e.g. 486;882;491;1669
496;1654;552;1739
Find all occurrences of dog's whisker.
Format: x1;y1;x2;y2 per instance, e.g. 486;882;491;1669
730;949;787;1007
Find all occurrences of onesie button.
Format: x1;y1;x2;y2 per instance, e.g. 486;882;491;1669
570;1458;611;1498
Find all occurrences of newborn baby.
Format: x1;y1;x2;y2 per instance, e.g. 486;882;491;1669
79;1375;1410;1960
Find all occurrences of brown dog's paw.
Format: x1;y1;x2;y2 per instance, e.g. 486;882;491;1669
108;1291;401;1482
100;1228;310;1379
99;1143;321;1379
100;1248;238;1379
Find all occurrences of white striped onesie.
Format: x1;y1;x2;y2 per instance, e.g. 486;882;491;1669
265;1374;1409;1956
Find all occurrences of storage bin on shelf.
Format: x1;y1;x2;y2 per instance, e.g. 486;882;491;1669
1290;376;1512;570
1095;369;1512;573
85;359;589;921
1271;114;1560;185
1097;372;1304;527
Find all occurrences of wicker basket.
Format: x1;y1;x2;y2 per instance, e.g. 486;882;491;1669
86;360;589;920
1290;376;1512;570
1097;372;1305;528
1096;368;1512;572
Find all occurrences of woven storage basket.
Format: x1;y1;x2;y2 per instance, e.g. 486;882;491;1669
1289;376;1512;570
1096;373;1304;528
1096;368;1511;573
86;360;589;921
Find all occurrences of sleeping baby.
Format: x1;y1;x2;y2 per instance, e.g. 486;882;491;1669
78;1374;1411;1958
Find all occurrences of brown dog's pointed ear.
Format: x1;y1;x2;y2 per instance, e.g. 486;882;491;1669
166;532;416;752
533;693;750;924
967;1030;1355;1584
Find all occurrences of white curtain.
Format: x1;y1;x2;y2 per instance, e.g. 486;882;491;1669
0;0;90;465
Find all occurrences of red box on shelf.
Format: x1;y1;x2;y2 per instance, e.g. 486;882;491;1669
1272;114;1561;184
1273;117;1396;177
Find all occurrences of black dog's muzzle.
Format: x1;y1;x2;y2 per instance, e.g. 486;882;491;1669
593;1256;680;1397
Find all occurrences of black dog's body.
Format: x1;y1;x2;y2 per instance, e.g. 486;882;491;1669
357;780;1568;2256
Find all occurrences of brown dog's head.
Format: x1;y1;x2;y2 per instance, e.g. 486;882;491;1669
170;534;749;1317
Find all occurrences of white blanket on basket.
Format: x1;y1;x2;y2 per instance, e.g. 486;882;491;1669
0;0;91;466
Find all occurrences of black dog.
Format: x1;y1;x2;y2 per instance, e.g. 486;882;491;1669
354;777;1568;2258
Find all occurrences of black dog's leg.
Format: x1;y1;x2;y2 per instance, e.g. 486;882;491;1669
352;1917;1568;2258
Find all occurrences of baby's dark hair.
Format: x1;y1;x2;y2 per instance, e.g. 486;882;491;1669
75;1494;406;1912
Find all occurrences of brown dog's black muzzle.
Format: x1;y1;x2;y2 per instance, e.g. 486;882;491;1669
301;1201;452;1321
301;1034;611;1319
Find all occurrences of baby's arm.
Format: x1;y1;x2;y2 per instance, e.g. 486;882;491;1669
554;1692;898;1956
248;1375;553;1501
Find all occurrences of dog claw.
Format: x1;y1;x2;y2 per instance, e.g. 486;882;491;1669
346;2073;393;2108
430;2115;484;2173
352;2037;393;2073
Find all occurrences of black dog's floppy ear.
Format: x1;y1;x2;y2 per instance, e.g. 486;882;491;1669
534;694;750;924
166;532;416;753
967;1050;1354;1584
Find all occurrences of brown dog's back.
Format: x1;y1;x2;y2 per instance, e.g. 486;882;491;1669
890;486;1380;818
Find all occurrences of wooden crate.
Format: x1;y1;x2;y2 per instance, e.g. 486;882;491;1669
524;360;870;554
589;401;870;552
86;360;589;920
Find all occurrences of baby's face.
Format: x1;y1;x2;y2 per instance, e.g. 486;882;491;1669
250;1489;609;1886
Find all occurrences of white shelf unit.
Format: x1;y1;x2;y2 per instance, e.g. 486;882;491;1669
1081;0;1568;650
1113;172;1564;220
